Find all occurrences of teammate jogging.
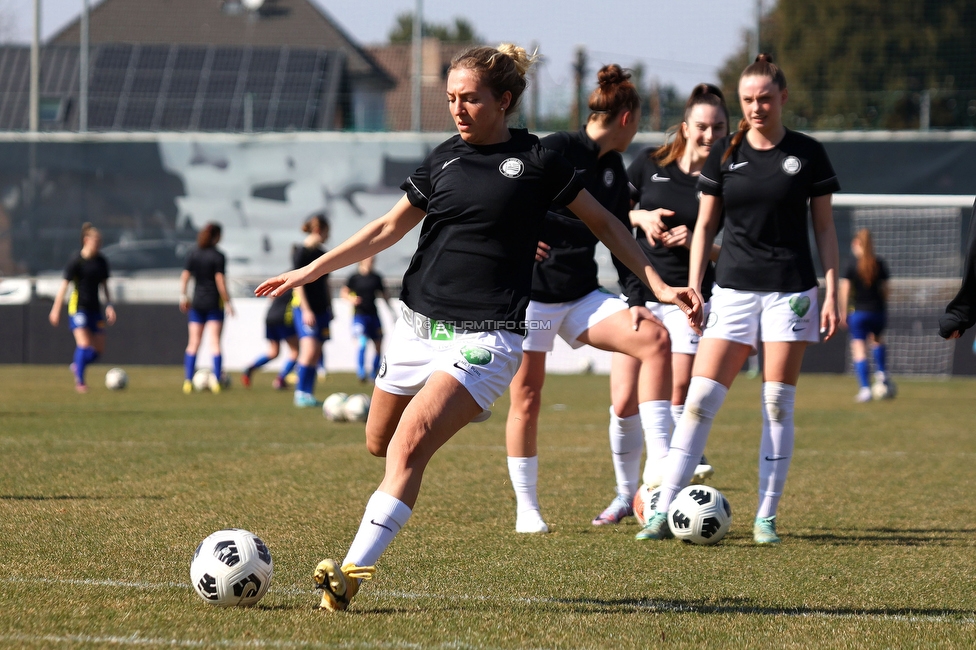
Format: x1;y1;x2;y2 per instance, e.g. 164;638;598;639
291;214;332;408
342;256;394;383
635;54;841;545
49;223;116;393
256;43;701;612
241;289;299;390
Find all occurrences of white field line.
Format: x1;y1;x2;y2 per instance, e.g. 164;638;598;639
4;576;976;626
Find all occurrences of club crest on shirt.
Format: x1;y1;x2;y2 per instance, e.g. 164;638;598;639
782;156;801;175
603;169;614;187
499;158;525;178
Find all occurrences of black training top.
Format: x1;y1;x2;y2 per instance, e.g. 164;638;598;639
184;246;226;312
265;289;293;328
530;128;637;304
346;271;385;318
845;257;889;313
698;129;840;292
293;245;331;315
63;252;110;313
400;129;583;334
628;150;715;303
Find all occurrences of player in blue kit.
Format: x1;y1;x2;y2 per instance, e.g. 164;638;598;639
257;43;700;611
636;54;841;545
342;256;394;383
49;223;116;393
839;228;892;401
241;289;299;390
291;214;332;407
180;223;233;394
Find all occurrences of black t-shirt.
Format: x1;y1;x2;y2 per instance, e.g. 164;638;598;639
628;151;715;303
184;247;226;312
265;289;293;328
293;245;331;315
845;257;889;313
346;271;385;317
698;130;840;292
63;252;110;313
530;128;636;304
400;129;583;333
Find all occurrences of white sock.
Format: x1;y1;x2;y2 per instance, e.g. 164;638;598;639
757;382;796;519
608;406;643;501
670;403;684;431
657;377;728;513
639;400;672;486
507;456;541;515
343;491;412;568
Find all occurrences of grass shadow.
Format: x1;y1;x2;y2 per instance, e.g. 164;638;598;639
0;495;166;501
792;525;976;546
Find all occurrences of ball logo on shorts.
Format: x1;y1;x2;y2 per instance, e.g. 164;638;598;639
499;158;525;178
782;156;801;175
789;295;811;317
603;169;614;187
705;311;719;328
460;345;493;365
378;355;388;378
72;312;88;328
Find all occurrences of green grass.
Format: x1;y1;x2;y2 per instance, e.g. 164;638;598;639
1;365;976;648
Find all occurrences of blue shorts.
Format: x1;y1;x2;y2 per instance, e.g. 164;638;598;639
352;314;383;341
266;323;296;342
848;310;886;340
188;308;224;324
69;310;105;333
293;307;332;341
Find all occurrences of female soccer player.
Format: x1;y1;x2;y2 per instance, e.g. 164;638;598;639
241;289;299;390
180;222;233;394
291;214;332;407
839;228;891;402
49;223;116;393
635;54;840;545
940;199;976;340
256;43;700;611
623;83;729;488
505;64;673;534
341;256;394;383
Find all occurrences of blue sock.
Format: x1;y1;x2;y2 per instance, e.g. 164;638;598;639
213;355;222;381
854;360;870;388
357;344;367;379
73;347;86;383
184;353;197;381
297;365;313;394
873;345;887;375
278;359;297;380
249;355;271;373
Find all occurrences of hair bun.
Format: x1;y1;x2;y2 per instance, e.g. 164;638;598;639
496;43;535;78
597;63;630;87
755;53;774;64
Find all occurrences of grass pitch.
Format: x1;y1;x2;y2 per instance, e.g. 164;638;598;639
1;365;975;648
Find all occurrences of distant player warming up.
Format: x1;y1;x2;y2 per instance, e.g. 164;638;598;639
342;256;394;383
241;289;299;390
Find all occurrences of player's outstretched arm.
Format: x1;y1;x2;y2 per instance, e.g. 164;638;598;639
48;279;70;326
811;194;840;340
256;196;425;298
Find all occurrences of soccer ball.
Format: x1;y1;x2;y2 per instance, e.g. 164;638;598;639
323;392;348;421
632;484;664;527
343;393;371;422
667;485;732;545
192;369;214;392
871;379;896;400
190;529;273;607
105;367;128;390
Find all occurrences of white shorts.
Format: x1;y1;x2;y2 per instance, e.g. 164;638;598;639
375;308;523;410
522;288;629;352
647;301;710;356
702;285;820;352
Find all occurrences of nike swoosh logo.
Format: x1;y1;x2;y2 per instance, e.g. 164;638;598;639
764;455;789;461
791;325;806;332
729;161;749;170
370;519;393;532
651;173;670;182
453;361;474;376
442;157;461;170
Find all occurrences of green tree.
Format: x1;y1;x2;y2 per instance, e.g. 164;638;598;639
719;0;976;129
388;13;482;44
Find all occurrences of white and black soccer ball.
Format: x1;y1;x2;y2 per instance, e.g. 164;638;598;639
323;392;348;421
343;393;371;422
105;367;128;390
632;484;664;527
667;485;732;545
192;369;214;392
190;529;273;607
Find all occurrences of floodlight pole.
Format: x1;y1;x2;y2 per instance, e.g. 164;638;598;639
29;0;40;132
79;0;89;132
751;0;762;60
410;0;423;132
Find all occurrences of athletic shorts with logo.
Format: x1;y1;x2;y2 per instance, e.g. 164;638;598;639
293;307;332;341
69;310;105;333
352;313;383;341
647;300;710;355
703;285;820;352
375;307;523;410
522;288;629;352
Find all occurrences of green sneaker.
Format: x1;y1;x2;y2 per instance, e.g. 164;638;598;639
635;511;674;540
753;515;781;545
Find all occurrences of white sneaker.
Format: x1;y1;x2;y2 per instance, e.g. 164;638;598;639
855;387;872;403
515;510;549;534
690;455;714;484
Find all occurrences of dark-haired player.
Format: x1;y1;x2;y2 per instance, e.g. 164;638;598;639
256;43;701;611
342;256;394;383
939;198;976;340
291;214;332;407
636;54;840;546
